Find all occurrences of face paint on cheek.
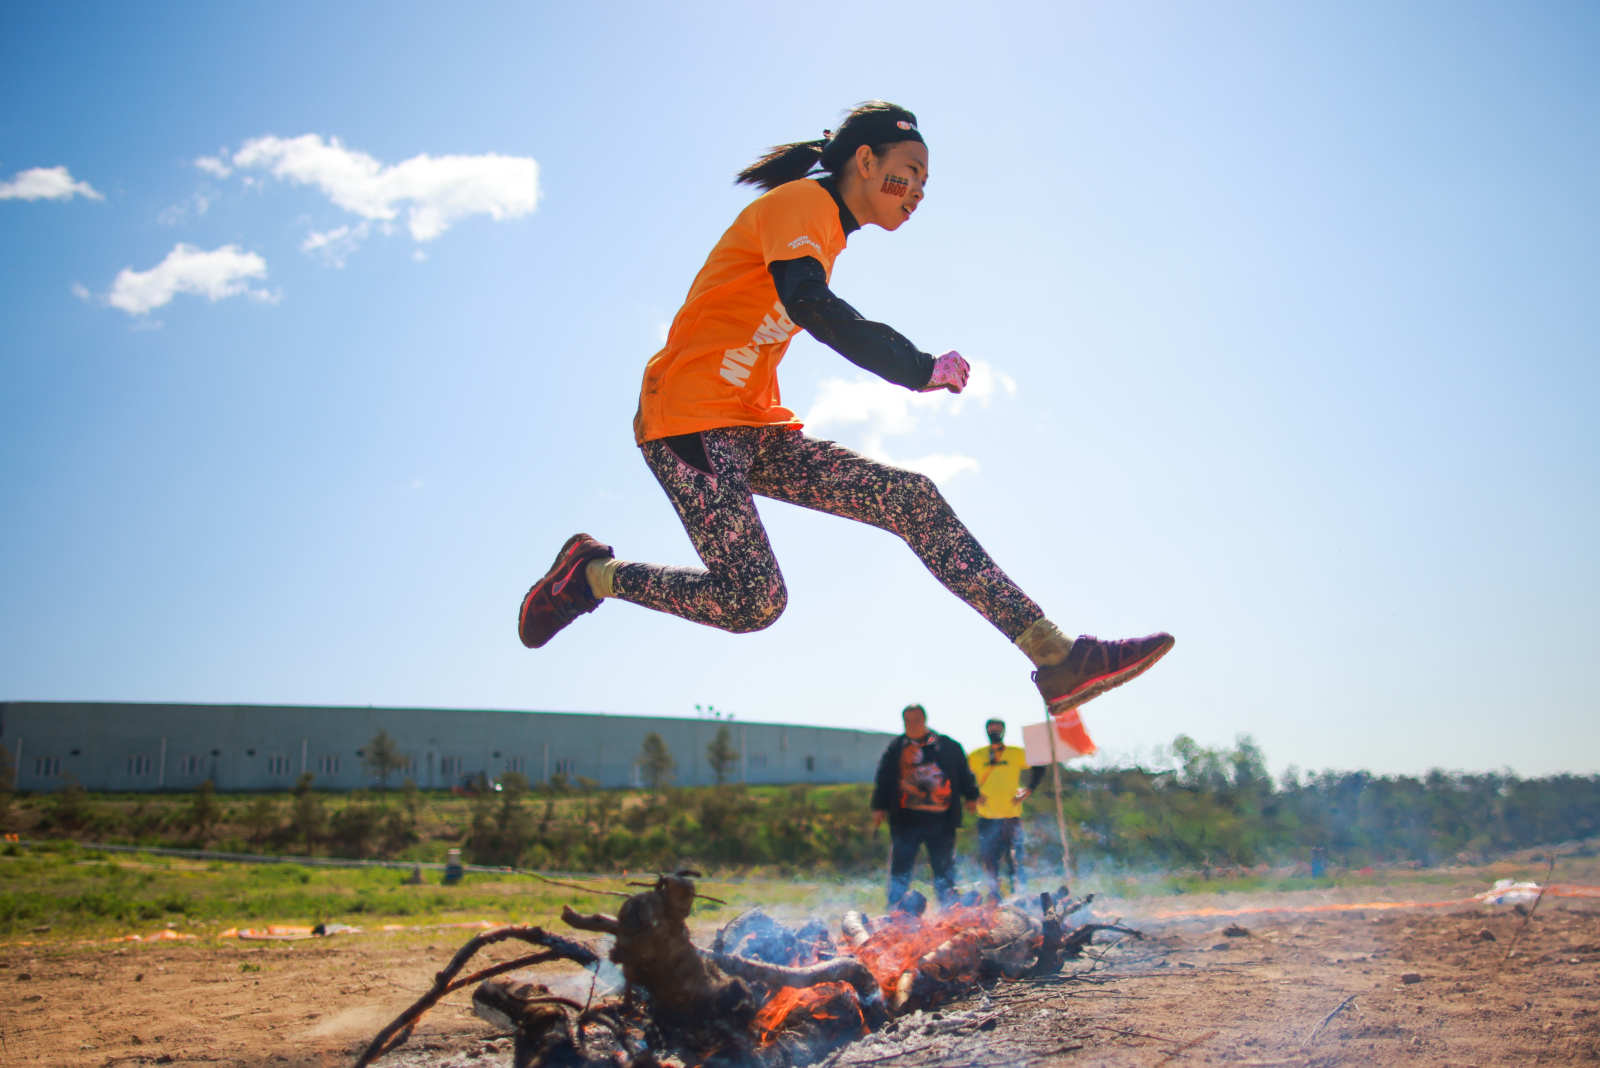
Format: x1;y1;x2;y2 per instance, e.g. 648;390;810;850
880;175;909;197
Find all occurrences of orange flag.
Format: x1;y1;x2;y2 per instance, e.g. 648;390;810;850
1050;705;1097;757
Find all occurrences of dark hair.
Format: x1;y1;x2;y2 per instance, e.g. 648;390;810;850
902;703;927;719
735;101;923;191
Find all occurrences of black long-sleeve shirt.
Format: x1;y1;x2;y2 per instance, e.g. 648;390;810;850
872;731;981;832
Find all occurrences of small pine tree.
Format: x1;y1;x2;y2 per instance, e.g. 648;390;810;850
290;772;324;855
53;775;88;830
707;726;739;786
638;733;676;795
363;729;408;792
244;794;278;845
188;779;221;843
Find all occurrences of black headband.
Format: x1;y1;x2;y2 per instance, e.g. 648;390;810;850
820;112;923;171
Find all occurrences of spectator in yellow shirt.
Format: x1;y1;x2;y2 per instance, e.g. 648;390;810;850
968;718;1046;901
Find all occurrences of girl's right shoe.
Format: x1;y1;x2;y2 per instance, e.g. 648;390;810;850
518;533;614;648
1031;632;1175;713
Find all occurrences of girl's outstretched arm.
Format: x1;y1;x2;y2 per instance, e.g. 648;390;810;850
769;256;935;389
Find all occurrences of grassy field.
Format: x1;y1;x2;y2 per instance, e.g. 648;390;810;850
0;839;874;941
5;776;1591;944
6;837;1578;945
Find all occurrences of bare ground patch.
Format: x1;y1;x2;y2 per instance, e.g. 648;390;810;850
3;881;1598;1067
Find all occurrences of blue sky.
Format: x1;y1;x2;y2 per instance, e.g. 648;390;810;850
2;1;1595;780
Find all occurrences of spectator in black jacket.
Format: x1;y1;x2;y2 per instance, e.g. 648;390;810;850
871;703;980;909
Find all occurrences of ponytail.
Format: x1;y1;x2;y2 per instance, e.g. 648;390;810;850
735;139;829;191
734;101;924;192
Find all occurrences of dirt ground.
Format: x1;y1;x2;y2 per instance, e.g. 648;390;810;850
4;868;1598;1067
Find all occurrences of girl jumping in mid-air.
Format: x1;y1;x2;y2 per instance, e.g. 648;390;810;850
519;101;1172;716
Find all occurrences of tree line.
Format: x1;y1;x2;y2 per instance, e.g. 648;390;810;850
2;732;1595;876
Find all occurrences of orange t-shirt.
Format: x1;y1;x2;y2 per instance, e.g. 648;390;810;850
633;179;849;443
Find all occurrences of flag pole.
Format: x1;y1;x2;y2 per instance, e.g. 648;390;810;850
1045;711;1072;880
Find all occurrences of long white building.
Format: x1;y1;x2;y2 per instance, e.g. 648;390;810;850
0;701;893;793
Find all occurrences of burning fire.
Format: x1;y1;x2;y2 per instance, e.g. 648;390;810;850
847;905;997;996
753;902;1034;1044
753;981;863;1044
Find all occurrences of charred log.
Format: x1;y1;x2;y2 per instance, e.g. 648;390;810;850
565;873;761;1062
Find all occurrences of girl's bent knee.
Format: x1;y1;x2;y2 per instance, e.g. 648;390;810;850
727;584;787;633
890;471;947;525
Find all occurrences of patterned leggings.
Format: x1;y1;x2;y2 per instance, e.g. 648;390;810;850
611;425;1043;639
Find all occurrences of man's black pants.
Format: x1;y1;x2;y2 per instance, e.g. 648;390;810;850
888;819;957;908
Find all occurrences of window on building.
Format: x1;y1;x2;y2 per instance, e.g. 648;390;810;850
266;756;292;776
316;754;341;776
505;756;526;774
748;753;768;770
179;754;206;776
552;758;576;777
35;756;62;777
805;755;815;772
126;754;152;777
440;756;463;778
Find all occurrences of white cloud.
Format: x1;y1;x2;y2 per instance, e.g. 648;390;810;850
229;134;540;242
107;243;271;317
194;155;232;179
0;165;103;201
300;222;370;267
888;452;982;483
70;282;91;301
802;359;1017;485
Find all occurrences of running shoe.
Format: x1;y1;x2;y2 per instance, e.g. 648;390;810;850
1031;632;1175;713
517;533;613;649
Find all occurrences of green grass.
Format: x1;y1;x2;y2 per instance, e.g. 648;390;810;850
0;840;855;941
4;839;1579;945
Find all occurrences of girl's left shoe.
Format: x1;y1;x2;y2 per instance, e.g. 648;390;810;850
1031;632;1174;713
517;533;613;648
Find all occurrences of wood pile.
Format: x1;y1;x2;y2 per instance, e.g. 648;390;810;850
358;872;1139;1068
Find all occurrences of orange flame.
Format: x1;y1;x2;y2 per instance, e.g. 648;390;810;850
845;905;995;995
753;981;862;1044
749;903;1029;1040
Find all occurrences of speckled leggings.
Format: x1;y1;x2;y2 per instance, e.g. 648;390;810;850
610;425;1043;638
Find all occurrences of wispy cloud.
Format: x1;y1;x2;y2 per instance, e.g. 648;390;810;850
194;155;232;179
300;222;371;267
0;165;103;202
803;360;1017;484
227;134;540;243
107;243;271;317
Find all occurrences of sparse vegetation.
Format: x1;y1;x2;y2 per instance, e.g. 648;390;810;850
0;735;1596;890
